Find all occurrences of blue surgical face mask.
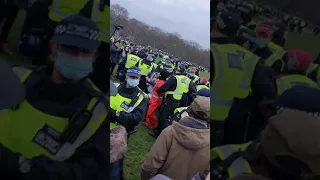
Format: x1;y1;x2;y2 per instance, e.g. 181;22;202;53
127;78;139;87
147;57;153;62
55;53;93;81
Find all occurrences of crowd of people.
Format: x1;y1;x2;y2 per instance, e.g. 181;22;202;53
109;35;211;179
211;0;320;179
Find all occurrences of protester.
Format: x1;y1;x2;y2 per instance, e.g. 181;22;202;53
146;70;170;130
141;96;210;180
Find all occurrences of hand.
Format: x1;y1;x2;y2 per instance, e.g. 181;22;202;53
109;108;117;117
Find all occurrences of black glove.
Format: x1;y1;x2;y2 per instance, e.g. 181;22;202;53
109;107;116;116
109;108;117;123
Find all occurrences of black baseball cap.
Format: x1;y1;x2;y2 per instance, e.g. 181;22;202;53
52;15;101;51
0;59;25;110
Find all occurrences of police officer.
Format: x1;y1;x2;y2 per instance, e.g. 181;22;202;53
163;64;173;74
189;69;200;84
211;87;320;179
255;23;287;73
150;65;197;137
0;15;109;179
170;88;210;124
109;66;148;180
274;50;320;94
109;66;148;134
211;11;276;147
109;80;126;180
136;54;155;92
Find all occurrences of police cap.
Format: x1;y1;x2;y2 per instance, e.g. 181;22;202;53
52;15;101;51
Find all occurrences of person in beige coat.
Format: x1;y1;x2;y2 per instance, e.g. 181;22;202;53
141;96;210;180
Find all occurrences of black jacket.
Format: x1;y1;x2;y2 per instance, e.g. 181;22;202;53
157;74;197;105
0;66;109;180
111;83;148;132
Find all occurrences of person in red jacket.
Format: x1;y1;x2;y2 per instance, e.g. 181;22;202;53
146;70;171;130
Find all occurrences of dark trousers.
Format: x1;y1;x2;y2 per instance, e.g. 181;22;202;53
90;42;110;94
0;1;19;44
110;161;121;180
156;99;180;132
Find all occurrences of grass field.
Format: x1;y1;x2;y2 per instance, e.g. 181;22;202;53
1;10;320;180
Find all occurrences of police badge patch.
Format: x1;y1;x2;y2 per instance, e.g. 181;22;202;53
32;124;62;154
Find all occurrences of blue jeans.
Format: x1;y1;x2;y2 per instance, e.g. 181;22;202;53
110;161;121;180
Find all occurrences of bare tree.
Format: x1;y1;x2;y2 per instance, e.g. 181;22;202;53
110;4;210;68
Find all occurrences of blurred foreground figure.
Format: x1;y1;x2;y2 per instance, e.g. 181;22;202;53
0;15;109;180
211;86;320;179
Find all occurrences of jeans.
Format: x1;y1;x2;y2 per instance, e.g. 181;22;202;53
110;161;121;180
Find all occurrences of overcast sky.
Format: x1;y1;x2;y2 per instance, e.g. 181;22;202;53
111;0;210;49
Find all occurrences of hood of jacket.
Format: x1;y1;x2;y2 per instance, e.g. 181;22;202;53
171;117;210;150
